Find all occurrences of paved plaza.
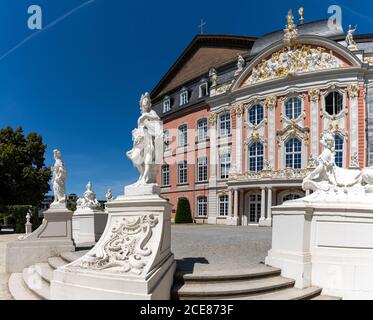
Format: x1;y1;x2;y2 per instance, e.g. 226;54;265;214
0;225;271;299
171;225;272;274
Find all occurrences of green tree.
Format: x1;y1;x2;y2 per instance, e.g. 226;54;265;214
175;197;194;224
0;126;51;206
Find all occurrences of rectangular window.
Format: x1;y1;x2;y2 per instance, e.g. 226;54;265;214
197;118;208;142
161;165;170;186
180;91;188;106
178;124;188;147
220;113;231;136
197;157;208;182
178;161;188;184
220;153;231;179
199;83;208;98
163;99;171;113
219;195;229;216
197;196;208;217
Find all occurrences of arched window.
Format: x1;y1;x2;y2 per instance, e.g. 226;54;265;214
334;135;344;167
249;142;264;172
161;165;170;186
285;138;302;169
220;113;231;136
197;118;208;142
285;97;302;119
197;196;208;217
248;104;264;125
325;91;343;115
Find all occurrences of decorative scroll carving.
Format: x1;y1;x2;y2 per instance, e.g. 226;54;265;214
80;214;158;274
283;9;298;47
364;56;373;65
265;96;277;110
347;83;359;98
234;104;244;117
245;45;340;85
208;112;218;125
308;88;320;102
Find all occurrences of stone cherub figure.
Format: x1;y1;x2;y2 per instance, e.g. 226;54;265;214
105;188;113;202
51;149;66;206
126;92;163;185
77;181;100;210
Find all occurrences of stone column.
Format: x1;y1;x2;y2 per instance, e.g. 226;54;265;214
259;187;266;226
309;89;320;158
208;117;218;224
228;189;233;217
233;189;239;218
265;187;272;226
235;106;243;173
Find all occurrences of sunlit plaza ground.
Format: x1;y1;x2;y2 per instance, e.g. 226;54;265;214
0;225;271;300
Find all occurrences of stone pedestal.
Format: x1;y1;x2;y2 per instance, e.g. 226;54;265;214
72;209;108;246
50;184;175;300
265;190;373;299
6;206;74;273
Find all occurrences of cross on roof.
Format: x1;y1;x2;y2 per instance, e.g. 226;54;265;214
198;19;206;34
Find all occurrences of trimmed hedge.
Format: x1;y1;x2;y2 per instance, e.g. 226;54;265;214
175;197;193;224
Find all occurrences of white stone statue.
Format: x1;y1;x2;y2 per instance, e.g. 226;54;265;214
235;55;245;75
105;188;113;202
303;132;373;194
51;149;66;206
346;25;357;51
209;68;218;87
76;181;100;210
126;92;163;186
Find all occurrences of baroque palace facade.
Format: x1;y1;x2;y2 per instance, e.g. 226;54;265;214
152;9;373;226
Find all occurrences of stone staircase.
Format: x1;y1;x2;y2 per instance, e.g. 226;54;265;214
8;250;88;300
172;265;341;300
8;253;340;300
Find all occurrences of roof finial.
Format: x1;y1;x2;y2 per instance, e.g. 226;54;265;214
198;19;206;34
283;9;298;48
298;7;304;25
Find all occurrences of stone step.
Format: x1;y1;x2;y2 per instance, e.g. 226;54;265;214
22;267;50;300
35;262;54;283
225;286;322;300
47;257;66;269
174;276;295;299
60;250;88;263
311;295;342;300
175;266;281;283
8;273;41;300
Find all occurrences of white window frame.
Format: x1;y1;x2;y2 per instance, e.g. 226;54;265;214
163;98;171;113
161;165;170;186
285;138;302;169
197;196;208;217
178;124;188;147
284;96;302;120
220;113;231;137
219;152;231;180
219;195;229;216
197;118;208;142
180;90;189;106
178;160;188;184
199;82;209;98
197;156;208;182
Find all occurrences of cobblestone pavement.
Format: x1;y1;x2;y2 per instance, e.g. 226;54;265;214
0;234;19;300
171;224;272;274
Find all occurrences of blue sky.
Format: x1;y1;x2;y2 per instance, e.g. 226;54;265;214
1;0;372;200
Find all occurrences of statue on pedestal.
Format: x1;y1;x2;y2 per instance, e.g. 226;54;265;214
76;181;100;210
346;25;358;51
126;92;163;186
51;149;66;206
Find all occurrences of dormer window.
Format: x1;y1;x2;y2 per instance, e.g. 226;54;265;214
180;88;189;106
163;96;171;113
199;81;209;98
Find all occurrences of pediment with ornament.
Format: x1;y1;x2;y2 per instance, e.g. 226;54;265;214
242;45;350;87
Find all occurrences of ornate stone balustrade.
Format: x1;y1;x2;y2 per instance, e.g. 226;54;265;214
229;168;313;182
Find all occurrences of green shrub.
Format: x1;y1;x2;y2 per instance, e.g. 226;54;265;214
175;197;194;224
